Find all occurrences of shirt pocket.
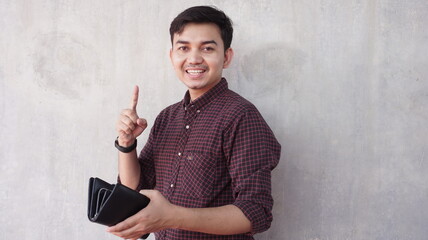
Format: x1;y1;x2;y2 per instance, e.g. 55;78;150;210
182;152;216;198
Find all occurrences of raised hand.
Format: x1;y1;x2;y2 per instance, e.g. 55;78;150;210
116;86;148;147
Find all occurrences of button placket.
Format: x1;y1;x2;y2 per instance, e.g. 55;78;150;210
184;104;200;131
166;159;180;196
167;109;187;197
170;103;201;198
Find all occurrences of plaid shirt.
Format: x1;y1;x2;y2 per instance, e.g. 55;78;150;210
137;78;281;239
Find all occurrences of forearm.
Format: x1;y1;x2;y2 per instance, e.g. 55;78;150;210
116;85;147;190
172;204;252;235
118;150;140;190
107;191;252;238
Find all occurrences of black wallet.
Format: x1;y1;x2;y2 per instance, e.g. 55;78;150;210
87;177;150;239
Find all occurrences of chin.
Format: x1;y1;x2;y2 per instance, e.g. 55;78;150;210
182;79;205;89
186;84;205;90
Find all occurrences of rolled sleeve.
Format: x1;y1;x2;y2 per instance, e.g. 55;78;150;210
232;167;275;234
225;105;281;234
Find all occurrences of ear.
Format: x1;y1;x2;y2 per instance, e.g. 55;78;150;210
223;48;234;69
169;48;174;65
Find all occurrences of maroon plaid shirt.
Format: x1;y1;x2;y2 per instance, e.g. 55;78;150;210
137;78;281;239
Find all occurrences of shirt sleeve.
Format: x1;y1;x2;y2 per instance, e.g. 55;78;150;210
136;125;156;191
223;104;281;234
134;112;166;191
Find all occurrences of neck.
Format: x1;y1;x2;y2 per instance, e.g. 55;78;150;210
188;78;222;101
189;89;203;101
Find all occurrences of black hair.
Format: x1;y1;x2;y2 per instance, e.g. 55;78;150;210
169;6;233;50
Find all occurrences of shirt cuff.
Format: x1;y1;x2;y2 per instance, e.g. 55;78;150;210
233;200;273;234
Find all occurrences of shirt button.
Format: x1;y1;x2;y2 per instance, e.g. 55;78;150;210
170;184;174;188
185;125;190;129
178;152;182;156
197;110;200;113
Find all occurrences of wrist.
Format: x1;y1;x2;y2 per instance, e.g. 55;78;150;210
115;137;137;153
169;204;184;230
117;136;135;147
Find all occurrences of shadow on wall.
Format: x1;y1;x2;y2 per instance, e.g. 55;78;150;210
236;42;307;102
234;43;308;239
0;69;4;116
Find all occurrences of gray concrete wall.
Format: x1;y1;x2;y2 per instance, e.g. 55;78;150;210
1;0;427;239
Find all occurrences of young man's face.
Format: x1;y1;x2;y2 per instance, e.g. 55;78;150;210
170;23;233;100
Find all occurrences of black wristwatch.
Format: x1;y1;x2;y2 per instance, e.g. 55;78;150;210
114;137;137;153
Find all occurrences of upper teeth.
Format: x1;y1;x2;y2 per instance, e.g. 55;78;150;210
187;70;204;73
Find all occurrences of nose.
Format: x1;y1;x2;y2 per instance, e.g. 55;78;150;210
187;49;203;64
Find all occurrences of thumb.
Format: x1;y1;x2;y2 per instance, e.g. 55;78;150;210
137;118;147;128
139;189;156;199
132;118;147;138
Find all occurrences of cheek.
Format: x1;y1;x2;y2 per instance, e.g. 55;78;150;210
206;57;225;70
171;55;185;68
209;59;223;71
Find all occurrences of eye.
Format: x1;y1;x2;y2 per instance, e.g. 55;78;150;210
202;46;215;52
177;46;188;51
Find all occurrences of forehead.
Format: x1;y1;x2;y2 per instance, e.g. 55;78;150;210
173;23;223;45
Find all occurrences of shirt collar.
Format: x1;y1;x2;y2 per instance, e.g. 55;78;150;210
182;78;228;111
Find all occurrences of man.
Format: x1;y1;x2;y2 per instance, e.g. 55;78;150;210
108;6;281;240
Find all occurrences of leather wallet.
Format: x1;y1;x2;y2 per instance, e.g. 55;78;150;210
87;177;150;239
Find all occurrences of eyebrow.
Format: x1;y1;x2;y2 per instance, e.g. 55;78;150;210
175;40;218;45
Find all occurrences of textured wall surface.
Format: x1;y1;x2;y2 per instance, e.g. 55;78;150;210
1;0;427;239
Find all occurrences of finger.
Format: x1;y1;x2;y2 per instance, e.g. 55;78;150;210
137;118;147;128
117;121;134;135
130;85;139;111
118;131;132;141
120;115;136;130
114;224;145;240
107;215;144;238
107;219;133;233
122;109;139;123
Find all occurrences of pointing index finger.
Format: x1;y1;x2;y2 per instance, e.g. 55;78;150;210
130;85;139;111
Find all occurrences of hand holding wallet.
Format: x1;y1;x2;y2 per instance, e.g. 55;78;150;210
87;177;150;239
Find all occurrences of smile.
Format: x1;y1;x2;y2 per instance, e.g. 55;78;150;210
186;69;206;75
